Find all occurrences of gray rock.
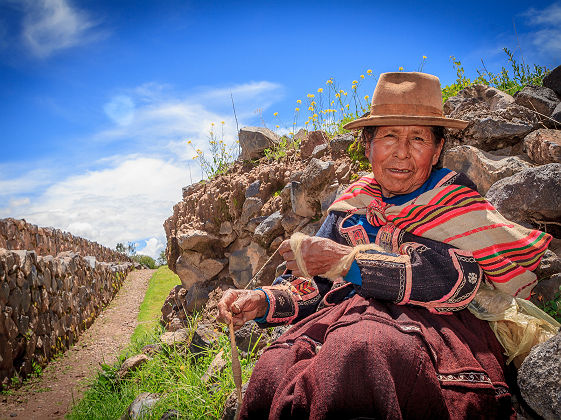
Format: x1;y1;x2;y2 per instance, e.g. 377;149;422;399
174;254;205;289
121;392;160;420
442;145;534;195
229;242;267;289
160;410;180;420
160;329;189;346
523;129;561;164
253;211;284;248
298;220;323;237
201;349;227;383
320;182;340;215
514;85;560;116
177;229;220;253
182;181;206;199
234;321;268;353
444;84;514;114
117;354;150;378
486;163;561;228
311;143;329;158
240;197;262;224
552;102;561;123
291;181;316;217
329;133;355;158
244;216;267;234
280;213;306;234
184;282;216;313
301;130;328;158
518;332;561;420
239;127;280;160
189;322;221;357
535;250;561;279
301;158;335;191
544;65;561;96
219;221;233;235
245;180;261;198
531;273;561;306
83;256;96;269
221;383;248;420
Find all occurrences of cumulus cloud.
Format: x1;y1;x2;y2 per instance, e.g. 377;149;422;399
15;0;104;58
3;79;283;258
137;237;165;260
6;156;187;254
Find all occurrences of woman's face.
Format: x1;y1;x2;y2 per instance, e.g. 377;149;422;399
364;125;443;197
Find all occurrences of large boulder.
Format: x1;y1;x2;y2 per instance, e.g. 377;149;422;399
486;164;561;234
524;129;561;164
444;84;514;114
445;85;540;151
518;332;561;420
442;145;533;195
290;158;335;217
238;127;280;160
229;241;268;288
514;85;560;116
253;211;284;248
301;130;328;158
552;102;561;123
543;65;561;96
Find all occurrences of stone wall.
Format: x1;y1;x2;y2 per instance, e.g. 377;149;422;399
0;218;130;263
164;74;561;316
0;248;132;386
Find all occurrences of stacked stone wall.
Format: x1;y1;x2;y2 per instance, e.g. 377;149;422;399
0;248;132;386
0;218;130;263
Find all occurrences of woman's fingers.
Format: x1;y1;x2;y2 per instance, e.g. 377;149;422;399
217;289;269;329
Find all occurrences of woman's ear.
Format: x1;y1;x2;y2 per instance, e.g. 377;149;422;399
431;138;444;166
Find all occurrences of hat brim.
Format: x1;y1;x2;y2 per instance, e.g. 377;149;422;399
343;115;469;130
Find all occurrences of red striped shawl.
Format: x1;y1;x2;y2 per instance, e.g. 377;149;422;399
328;171;552;299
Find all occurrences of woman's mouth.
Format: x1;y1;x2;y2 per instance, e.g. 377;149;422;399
388;168;412;173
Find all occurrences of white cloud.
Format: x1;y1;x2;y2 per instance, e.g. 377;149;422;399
5;156;187;253
18;0;104;58
522;2;561;59
2;79;284;259
137;237;165;260
103;95;135;126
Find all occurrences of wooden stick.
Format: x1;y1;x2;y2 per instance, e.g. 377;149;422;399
229;319;243;420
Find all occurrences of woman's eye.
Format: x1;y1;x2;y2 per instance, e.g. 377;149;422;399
413;136;427;142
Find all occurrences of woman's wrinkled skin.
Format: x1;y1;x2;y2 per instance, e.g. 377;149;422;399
218;125;443;328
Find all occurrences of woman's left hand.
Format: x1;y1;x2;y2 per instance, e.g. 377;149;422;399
278;236;353;277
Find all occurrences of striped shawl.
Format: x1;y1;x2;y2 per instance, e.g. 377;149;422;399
328;171;552;299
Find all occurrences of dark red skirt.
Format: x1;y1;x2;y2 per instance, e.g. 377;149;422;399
240;295;513;420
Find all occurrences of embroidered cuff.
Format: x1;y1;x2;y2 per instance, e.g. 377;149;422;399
343;260;362;286
259;286;299;324
253;288;270;323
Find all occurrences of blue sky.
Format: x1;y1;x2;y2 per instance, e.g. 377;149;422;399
1;0;559;259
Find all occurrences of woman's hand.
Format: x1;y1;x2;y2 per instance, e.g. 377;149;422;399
278;236;353;277
217;289;269;330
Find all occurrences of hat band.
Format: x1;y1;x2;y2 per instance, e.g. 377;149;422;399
370;103;443;117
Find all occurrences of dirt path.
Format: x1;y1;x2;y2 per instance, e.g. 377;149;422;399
0;269;155;420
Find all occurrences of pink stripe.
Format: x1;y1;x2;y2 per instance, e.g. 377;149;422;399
443;223;515;243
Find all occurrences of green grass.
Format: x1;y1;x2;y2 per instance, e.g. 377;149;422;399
131;266;181;344
69;266;261;419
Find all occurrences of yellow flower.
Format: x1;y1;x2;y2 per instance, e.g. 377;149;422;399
364;95;369;100
335;93;340;98
211;122;215;126
221;121;225;124
367;69;373;74
308;106;313;111
295;107;300;112
273;112;278;116
313;113;318;118
339;89;344;93
317;88;323;93
311;101;316;106
399;66;404;71
297;99;302;104
187;140;192;144
180;365;185;371
360;74;365;79
343;91;347;96
304;121;309;125
276;125;279;128
330;101;334;105
423;55;427;59
289;132;294;135
345;104;349;108
307;93;315;98
352;80;358;84
352;85;357;89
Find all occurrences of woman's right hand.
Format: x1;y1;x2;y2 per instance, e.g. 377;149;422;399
217;289;268;330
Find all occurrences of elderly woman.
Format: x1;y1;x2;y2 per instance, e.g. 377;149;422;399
218;72;551;419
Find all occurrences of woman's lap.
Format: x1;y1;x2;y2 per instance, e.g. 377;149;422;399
241;295;513;420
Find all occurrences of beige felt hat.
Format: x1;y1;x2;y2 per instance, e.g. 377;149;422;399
343;72;468;130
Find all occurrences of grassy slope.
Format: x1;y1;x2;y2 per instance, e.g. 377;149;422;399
69;266;255;419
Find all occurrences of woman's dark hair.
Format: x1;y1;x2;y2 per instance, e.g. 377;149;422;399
360;126;445;147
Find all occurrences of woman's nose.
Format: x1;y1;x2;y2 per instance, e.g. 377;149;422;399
393;138;411;159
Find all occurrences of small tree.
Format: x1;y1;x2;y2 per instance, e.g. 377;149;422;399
115;242;126;254
157;250;167;267
127;242;137;256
